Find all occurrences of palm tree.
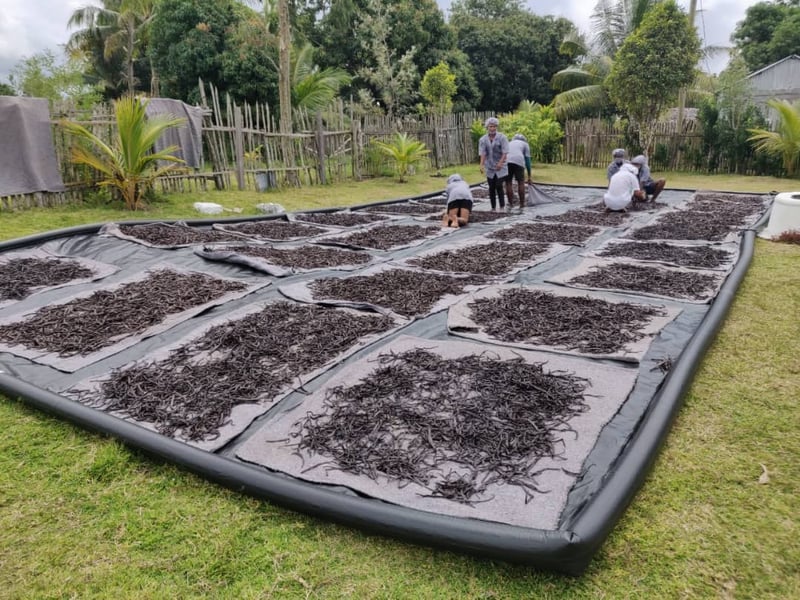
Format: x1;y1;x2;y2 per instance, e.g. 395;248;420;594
67;0;157;96
551;0;662;120
61;96;186;210
372;133;430;182
748;99;800;177
291;43;352;112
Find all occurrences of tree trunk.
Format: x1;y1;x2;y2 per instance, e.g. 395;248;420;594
277;0;296;185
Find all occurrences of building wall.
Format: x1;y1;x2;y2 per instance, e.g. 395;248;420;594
747;56;800;125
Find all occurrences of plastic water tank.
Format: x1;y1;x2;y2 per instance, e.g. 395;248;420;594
760;192;800;239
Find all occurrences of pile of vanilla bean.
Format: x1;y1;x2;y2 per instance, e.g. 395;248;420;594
205;244;371;269
0;257;94;301
489;222;600;245
323;224;440;250
0;270;246;356
215;220;327;240
293;348;590;504
118;223;242;246
408;241;551;276
468;288;666;354
73;302;395;441
568;262;719;300
310;269;484;317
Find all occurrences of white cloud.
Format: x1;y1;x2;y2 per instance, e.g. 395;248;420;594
0;0;96;83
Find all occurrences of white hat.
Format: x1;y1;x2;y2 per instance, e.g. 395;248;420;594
612;148;625;158
447;174;463;184
513;133;527;141
631;155;647;165
485;117;499;127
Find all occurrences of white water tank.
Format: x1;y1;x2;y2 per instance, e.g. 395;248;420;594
760;192;800;239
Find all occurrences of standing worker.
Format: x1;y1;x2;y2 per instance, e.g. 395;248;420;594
505;133;532;209
478;117;509;211
441;174;473;228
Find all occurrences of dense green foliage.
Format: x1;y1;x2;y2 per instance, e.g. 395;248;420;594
693;57;780;175
497;103;564;163
551;0;661;121
7;51;101;107
732;0;800;72
148;0;243;104
421;62;457;115
606;0;700;151
450;0;575;111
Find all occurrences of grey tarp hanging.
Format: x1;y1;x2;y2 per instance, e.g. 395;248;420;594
0;96;65;196
144;98;205;169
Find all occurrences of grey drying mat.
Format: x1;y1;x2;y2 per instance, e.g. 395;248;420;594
236;334;638;531
447;283;681;363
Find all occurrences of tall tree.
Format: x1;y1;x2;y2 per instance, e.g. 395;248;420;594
148;0;241;103
605;0;700;152
551;0;662;120
421;62;457;115
450;0;574;112
67;0;157;96
356;0;419;118
731;1;800;72
314;0;464;111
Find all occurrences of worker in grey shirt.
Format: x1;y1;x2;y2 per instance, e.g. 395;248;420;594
630;155;666;202
607;148;626;180
478;117;509;210
505;133;532;208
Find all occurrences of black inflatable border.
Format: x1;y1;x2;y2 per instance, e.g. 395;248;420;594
0;199;765;575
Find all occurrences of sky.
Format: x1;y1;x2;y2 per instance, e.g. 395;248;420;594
0;0;758;85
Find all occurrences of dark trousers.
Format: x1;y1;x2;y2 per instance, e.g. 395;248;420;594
487;174;505;210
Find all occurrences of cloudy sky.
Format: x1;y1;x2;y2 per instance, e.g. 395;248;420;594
0;0;757;84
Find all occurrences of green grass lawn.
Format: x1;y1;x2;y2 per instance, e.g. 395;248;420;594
0;166;798;599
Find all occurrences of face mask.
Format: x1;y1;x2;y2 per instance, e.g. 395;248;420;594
615;158;624;165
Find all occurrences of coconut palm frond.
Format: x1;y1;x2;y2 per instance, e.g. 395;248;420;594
748;100;800;176
552;85;610;120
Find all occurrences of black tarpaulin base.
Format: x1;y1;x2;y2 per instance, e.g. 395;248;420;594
0;186;769;574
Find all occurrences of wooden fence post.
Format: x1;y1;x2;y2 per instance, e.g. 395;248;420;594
315;110;326;185
233;106;245;191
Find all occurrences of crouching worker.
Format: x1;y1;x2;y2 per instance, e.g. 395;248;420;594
630;155;666;202
603;163;639;212
442;174;473;228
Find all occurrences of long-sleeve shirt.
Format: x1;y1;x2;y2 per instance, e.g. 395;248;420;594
604;167;639;211
507;139;531;174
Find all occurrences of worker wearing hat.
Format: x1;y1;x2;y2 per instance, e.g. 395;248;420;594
630;155;666;202
607;148;627;181
478;117;510;210
441;173;473;228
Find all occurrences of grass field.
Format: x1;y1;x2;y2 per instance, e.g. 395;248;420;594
0;165;798;599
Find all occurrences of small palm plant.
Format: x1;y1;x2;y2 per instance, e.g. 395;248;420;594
61;95;186;210
372;132;430;182
747;99;800;178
